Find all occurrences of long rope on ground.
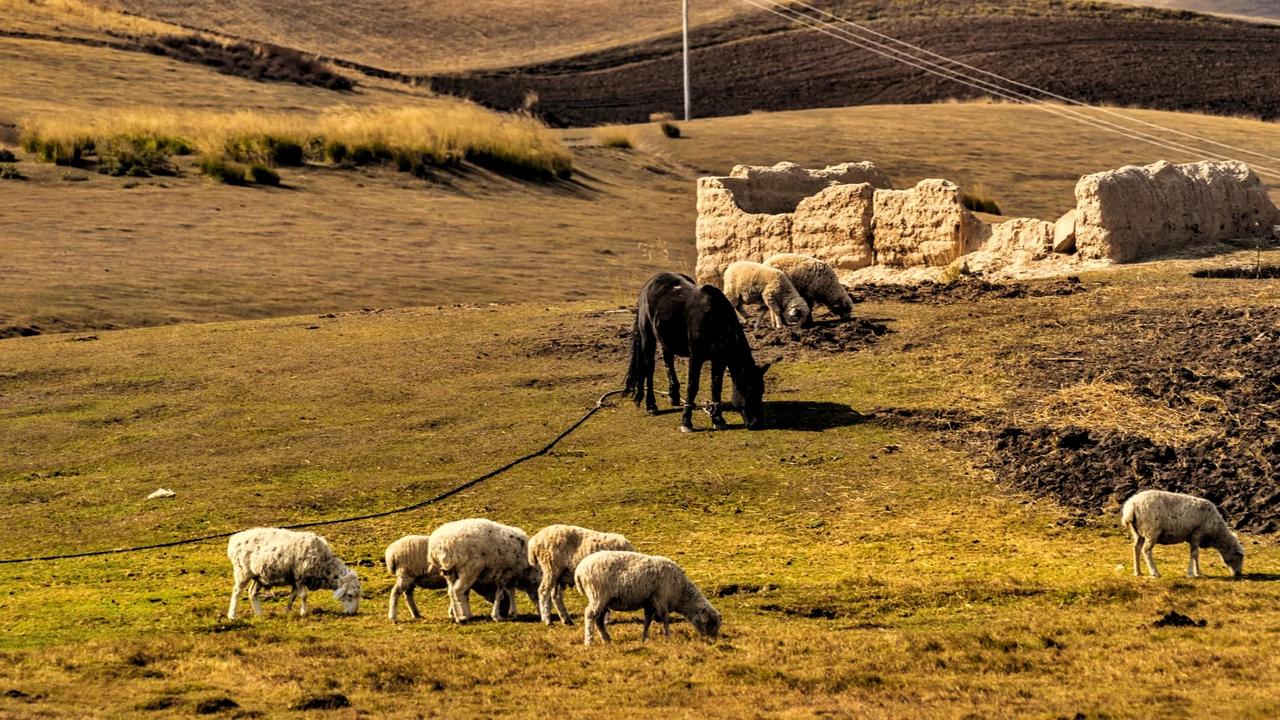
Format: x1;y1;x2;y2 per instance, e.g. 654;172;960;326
0;389;625;565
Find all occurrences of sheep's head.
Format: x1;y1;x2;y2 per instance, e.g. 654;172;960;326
1219;535;1245;578
333;571;362;614
517;563;543;594
731;360;774;430
830;293;854;321
690;604;722;639
784;297;811;326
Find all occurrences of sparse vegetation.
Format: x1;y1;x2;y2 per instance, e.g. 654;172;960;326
660;121;682;139
961;185;1003;215
196;155;248;185
19;105;573;181
0;149;16;162
245;163;281;186
595;126;635;149
0;163;25;180
144;35;355;91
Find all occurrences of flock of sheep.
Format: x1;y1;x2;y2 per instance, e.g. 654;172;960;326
222;486;1246;647
723;253;854;328
223;251;1250;645
227;519;721;645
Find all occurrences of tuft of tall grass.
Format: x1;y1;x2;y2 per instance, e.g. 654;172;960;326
594;126;635;150
0;163;25;180
659;121;681;139
961;185;1003;215
20;104;572;181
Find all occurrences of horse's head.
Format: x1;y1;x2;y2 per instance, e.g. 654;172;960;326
732;360;775;430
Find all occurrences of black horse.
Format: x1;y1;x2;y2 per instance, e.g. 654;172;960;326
624;272;772;432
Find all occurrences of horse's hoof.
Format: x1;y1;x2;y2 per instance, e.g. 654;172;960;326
713;421;728;431
645;406;659;416
679;425;694;434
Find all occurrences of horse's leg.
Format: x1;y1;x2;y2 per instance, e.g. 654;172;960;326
643;338;659;415
663;348;681;407
709;360;727;430
681;355;703;433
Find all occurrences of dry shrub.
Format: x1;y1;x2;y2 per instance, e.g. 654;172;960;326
20;104;573;181
594;126;635;149
144;35;355;91
961;183;1003;215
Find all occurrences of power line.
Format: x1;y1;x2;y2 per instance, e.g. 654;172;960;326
735;0;1280;180
0;390;624;564
779;0;1280;167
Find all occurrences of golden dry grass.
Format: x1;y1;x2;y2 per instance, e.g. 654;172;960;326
0;0;182;37
1121;0;1280;23
19;104;572;177
1031;378;1217;446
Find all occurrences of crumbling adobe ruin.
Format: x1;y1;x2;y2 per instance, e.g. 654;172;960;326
694;160;1280;285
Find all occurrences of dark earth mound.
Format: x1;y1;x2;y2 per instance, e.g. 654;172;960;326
434;4;1280;125
749;317;891;356
144;35;354;90
1191;265;1280;279
994;307;1280;532
849;277;1091;305
1154;611;1207;628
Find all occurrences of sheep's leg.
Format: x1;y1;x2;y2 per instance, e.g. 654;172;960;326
492;586;515;621
405;586;421;620
1132;536;1144;577
538;573;557;625
681;355;703;433
642;606;655;641
297;586;309;615
447;569;479;623
248;580;264;617
662;348;681;407
662;612;670;638
553;583;573;626
1143;541;1160;578
583;599;608;645
709;360;727;430
766;292;785;329
227;574;248;620
1188;543;1201;578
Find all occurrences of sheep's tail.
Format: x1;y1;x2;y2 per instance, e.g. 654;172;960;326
1120;500;1136;532
623;304;649;406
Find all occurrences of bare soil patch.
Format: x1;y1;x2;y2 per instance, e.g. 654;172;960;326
849;277;1092;305
749;318;891;356
437;10;1280;125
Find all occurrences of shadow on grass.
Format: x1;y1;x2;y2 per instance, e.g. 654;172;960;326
767;400;869;432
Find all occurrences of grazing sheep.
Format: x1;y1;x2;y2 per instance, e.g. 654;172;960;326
527;524;635;625
427;519;541;623
1122;490;1245;578
574;550;721;645
763;253;854;321
722;261;811;329
383;534;529;622
227;527;361;619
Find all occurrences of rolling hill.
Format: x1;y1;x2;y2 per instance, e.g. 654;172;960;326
1124;0;1280;22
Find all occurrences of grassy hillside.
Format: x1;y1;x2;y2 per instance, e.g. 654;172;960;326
107;0;749;74
5;101;1279;337
1123;0;1280;22
4;256;1280;717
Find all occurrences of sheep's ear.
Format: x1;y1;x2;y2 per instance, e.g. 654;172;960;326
333;586;347;600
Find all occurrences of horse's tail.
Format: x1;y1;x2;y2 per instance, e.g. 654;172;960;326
623;298;649;406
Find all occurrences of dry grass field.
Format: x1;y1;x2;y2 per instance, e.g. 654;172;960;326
5;258;1280;718
6;1;1280;717
107;0;749;73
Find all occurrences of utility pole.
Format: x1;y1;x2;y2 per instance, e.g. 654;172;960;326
682;0;691;121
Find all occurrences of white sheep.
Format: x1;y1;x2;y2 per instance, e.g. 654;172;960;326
383;534;531;622
527;524;635;625
574;550;721;645
227;527;361;619
1122;489;1245;578
763;253;854;320
427;518;541;623
722;261;811;329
